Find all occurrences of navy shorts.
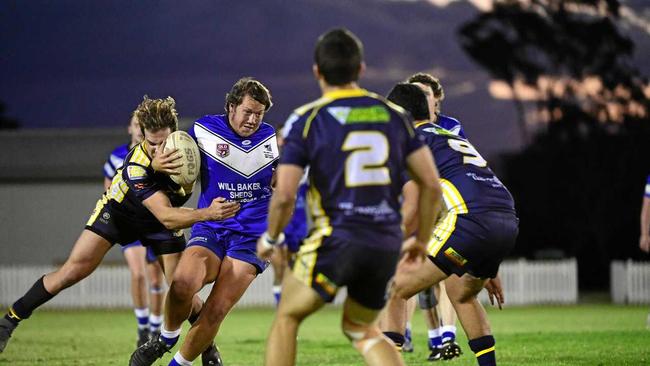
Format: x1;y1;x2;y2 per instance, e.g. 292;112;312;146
292;229;401;310
85;198;186;257
427;211;519;279
187;222;268;274
284;233;303;253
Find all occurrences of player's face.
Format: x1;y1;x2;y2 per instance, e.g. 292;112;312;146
128;116;144;145
412;82;440;122
143;127;172;157
228;95;266;137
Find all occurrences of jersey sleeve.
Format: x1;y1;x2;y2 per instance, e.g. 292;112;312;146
279;113;309;167
122;162;163;202
103;155;116;178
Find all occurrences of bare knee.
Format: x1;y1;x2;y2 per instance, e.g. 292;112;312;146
341;318;385;355
169;273;202;301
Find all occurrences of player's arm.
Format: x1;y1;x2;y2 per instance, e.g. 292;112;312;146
402;146;442;261
401;180;419;236
142;191;240;230
640;196;650;253
257;164;304;260
103;177;112;191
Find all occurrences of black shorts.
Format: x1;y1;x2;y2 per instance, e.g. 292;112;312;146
427;211;518;279
291;229;401;310
85;198;186;257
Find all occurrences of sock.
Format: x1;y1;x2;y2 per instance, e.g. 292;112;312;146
404;322;412;343
5;276;54;325
383;331;405;348
149;314;163;333
428;328;442;350
272;285;282;306
441;325;457;343
160;326;182;348
468;335;496;366
134;308;150;330
169;351;193;365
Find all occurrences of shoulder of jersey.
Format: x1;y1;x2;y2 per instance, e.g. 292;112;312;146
292;96;334;117
125;143;151;166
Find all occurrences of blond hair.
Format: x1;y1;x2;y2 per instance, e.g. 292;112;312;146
135;96;178;134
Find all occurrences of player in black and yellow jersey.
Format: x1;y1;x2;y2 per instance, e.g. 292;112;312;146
384;83;518;366
0;97;238;361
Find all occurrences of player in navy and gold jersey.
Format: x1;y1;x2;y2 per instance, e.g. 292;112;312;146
256;29;442;366
384;83;518;366
103;113;166;347
0;97;237;358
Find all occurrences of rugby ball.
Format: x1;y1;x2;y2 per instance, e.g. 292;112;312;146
164;131;200;186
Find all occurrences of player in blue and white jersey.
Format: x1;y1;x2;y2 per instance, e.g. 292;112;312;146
103;114;167;347
256;29;442;366
384;83;518;366
0;97;237;358
130;78;278;366
269;125;309;306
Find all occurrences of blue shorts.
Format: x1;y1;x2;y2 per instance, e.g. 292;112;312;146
284;233;304;253
187;223;268;274
121;242;158;263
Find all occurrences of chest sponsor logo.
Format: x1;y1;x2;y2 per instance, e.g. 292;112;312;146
216;143;230;157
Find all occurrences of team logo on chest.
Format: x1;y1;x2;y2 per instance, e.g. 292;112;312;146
216;143;230;158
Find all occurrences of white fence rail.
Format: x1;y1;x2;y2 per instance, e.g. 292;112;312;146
0;258;578;309
611;260;650;304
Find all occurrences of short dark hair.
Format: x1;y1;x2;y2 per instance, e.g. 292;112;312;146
407;72;444;101
135;96;178;134
224;77;273;113
314;28;364;86
387;83;430;121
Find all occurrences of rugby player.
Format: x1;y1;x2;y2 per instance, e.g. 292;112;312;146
0;97;238;362
103;113;166;347
256;28;442;366
640;175;650;327
130;78;278;366
384;83;518;366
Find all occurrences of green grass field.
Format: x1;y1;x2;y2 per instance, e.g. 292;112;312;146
0;305;648;365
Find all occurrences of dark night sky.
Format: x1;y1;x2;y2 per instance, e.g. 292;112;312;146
2;0;648;155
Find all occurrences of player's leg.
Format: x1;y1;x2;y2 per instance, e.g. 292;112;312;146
382;256;448;350
0;229;112;352
129;246;219;366
264;270;325;366
269;245;288;305
402;296;416;352
438;280;462;360
341;296;405;366
145;251;165;339
445;274;495;366
418;285;443;360
172;256;256;364
123;244;150;346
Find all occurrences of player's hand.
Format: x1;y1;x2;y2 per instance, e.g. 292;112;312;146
205;197;240;221
400;237;427;265
640;235;650;253
256;232;285;261
484;275;505;310
152;140;183;175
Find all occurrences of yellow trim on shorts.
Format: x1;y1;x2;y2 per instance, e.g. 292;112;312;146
475;346;495;357
427;210;457;257
86;196;109;226
293;228;328;287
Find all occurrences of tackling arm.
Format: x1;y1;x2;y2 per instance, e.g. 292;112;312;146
142;191;239;230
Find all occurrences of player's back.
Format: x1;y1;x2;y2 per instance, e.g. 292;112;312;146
414;122;515;215
282;89;421;249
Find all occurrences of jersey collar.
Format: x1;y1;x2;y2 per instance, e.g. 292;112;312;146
323;88;368;100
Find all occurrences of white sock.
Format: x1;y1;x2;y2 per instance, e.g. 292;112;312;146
149;314;163;332
173;351;193;365
441;325;457;343
161;326;182;340
428;328;440;339
272;285;281;294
